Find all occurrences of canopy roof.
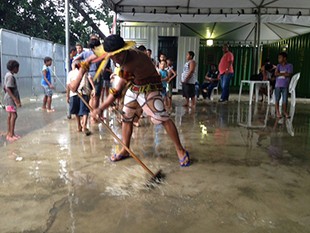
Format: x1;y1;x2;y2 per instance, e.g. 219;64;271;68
107;0;310;42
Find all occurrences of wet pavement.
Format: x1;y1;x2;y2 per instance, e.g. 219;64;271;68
0;94;310;233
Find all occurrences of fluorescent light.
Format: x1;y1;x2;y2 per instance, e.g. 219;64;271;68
206;39;214;46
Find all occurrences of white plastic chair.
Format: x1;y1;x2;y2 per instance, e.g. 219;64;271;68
210;81;219;101
279;72;300;106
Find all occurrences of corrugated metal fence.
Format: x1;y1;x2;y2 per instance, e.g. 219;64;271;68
0;29;66;100
262;32;310;98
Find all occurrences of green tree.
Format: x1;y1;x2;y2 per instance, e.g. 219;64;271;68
0;0;113;45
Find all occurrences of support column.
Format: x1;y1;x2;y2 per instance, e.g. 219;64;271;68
65;0;70;76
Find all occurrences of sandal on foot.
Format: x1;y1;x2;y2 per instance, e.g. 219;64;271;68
110;153;130;162
179;151;190;167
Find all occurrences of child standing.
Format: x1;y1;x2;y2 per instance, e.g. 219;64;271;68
41;57;55;112
3;60;21;141
159;60;169;107
66;62;91;136
275;52;293;118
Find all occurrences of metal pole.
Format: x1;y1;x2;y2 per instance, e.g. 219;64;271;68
253;21;257;74
65;0;70;76
256;7;262;73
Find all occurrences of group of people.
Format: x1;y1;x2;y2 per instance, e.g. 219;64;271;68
2;33;294;168
68;34;190;166
2;55;57;141
180;44;235;109
259;52;293;118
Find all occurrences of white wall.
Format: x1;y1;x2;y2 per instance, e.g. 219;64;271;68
120;22;200;90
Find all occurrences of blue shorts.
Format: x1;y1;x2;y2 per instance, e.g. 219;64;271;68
161;88;167;97
275;87;288;103
69;95;90;116
42;85;53;97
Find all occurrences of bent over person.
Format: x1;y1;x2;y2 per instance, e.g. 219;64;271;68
70;35;190;167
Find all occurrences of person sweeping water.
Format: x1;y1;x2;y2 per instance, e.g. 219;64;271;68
70;35;190;167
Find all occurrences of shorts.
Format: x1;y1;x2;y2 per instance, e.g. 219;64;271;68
6;105;16;113
123;89;169;125
182;83;195;98
161;87;167;97
69;95;90;116
275;87;288;103
91;74;103;97
103;80;111;88
42;85;53;97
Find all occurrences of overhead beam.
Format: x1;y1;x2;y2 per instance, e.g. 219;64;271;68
216;23;252;39
181;23;207;39
268;23;300;35
265;23;282;39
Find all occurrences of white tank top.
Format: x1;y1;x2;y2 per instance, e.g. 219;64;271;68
181;60;197;84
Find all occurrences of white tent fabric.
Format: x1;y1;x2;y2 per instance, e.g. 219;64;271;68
109;0;310;42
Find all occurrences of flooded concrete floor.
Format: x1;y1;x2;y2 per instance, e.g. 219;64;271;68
0;94;310;233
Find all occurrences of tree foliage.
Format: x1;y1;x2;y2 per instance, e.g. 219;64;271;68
0;0;113;46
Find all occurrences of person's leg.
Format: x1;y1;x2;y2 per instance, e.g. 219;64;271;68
111;90;139;160
76;115;82;131
7;112;12;137
190;96;196;108
42;95;47;109
184;97;189;107
9;112;17;139
140;91;189;166
190;84;196;108
207;83;216;99
110;121;133;161
275;87;281;118
81;115;88;131
223;74;233;101
47;96;52;110
219;74;225;101
282;88;289;117
162;120;187;161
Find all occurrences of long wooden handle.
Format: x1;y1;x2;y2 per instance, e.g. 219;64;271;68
76;92;155;177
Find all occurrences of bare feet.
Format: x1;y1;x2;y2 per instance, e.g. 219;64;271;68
6;135;17;142
47;108;55;113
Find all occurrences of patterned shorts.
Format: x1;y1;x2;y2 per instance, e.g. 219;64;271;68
123;89;169;125
6;105;16;113
42;85;53;97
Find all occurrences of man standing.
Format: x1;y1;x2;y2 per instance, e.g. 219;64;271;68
70;35;190;167
218;44;234;102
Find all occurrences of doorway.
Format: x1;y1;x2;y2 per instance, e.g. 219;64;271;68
158;36;178;89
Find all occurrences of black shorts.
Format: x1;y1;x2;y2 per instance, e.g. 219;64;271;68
69;95;90;116
182;83;195;98
93;77;103;97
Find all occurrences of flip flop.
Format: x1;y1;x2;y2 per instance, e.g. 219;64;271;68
110;153;130;162
47;109;55;113
83;128;91;136
179;151;190;167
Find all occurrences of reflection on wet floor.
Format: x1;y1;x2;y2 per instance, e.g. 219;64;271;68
0;95;310;233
